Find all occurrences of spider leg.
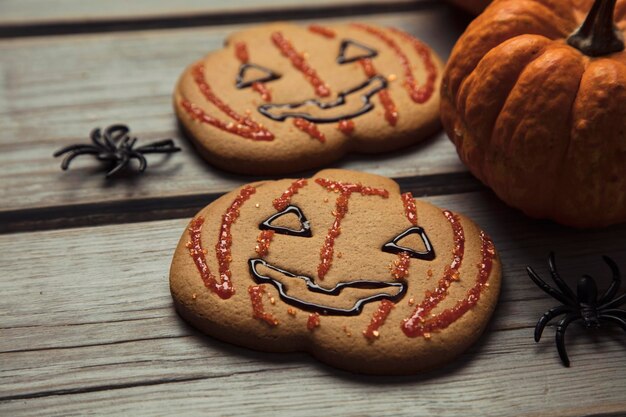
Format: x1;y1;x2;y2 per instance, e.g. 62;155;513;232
598;256;621;305
555;313;580;367
600;309;626;325
535;305;572;342
548;252;577;301
53;144;97;157
600;291;626;310
127;137;138;150
134;139;181;153
598;314;626;332
106;154;129;177
119;136;132;150
90;128;107;149
527;266;573;306
104;124;129;149
128;151;147;173
60;149;99;170
134;139;173;149
600;309;626;318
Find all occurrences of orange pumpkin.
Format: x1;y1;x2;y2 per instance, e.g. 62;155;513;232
441;0;626;228
449;0;492;14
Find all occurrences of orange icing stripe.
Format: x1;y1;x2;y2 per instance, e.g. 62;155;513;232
249;285;279;326
352;24;437;104
363;300;395;339
403;231;495;337
337;119;355;135
234;41;272;102
359;58;398;126
271;31;331;97
307;313;321;331
234;41;249;63
402;192;418;226
192;64;264;130
391;251;411;280
186;186;256;299
315;178;389;280
181;100;272;141
308;24;336;39
401;210;465;337
251;82;272;102
187;217;224;297
183;64;275;141
389;192;419;281
215;185;256;296
293;118;326;142
255;230;275;257
389;27;438;104
273;179;308;211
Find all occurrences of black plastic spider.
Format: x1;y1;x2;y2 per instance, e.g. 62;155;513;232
527;253;626;366
54;124;180;178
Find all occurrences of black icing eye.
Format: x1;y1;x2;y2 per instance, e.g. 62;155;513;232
337;39;378;64
259;205;312;237
236;63;282;89
382;226;435;261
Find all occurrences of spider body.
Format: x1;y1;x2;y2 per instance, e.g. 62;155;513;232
527;253;626;366
54;124;180;177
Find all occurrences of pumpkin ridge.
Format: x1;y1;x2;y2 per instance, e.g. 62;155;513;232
550;63;585;219
477;41;553;193
445;1;574;97
492;46;584;212
561;61;626;226
457;36;552;183
468;39;552;193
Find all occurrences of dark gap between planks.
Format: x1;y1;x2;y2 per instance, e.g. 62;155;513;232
0;366;305;402
0;1;444;39
0;172;484;234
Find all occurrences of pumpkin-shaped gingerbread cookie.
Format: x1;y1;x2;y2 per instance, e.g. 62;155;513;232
174;23;443;175
442;0;626;228
170;170;501;374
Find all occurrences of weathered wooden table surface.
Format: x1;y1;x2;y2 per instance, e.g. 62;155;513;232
1;1;625;416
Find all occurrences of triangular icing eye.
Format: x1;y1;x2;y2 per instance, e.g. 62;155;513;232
382;226;435;261
259;205;312;237
337;39;378;64
236;63;282;89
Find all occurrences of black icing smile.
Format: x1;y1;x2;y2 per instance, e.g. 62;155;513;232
257;75;388;123
248;258;406;316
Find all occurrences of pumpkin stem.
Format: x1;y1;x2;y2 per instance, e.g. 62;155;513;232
567;0;624;56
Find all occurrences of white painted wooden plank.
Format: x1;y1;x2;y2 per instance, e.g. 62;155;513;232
1;191;625;416
1;331;625;416
0;0;419;26
0;9;467;213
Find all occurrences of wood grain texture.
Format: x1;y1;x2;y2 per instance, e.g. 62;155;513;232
0;172;485;234
0;9;467;218
1;191;625;416
0;0;421;26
